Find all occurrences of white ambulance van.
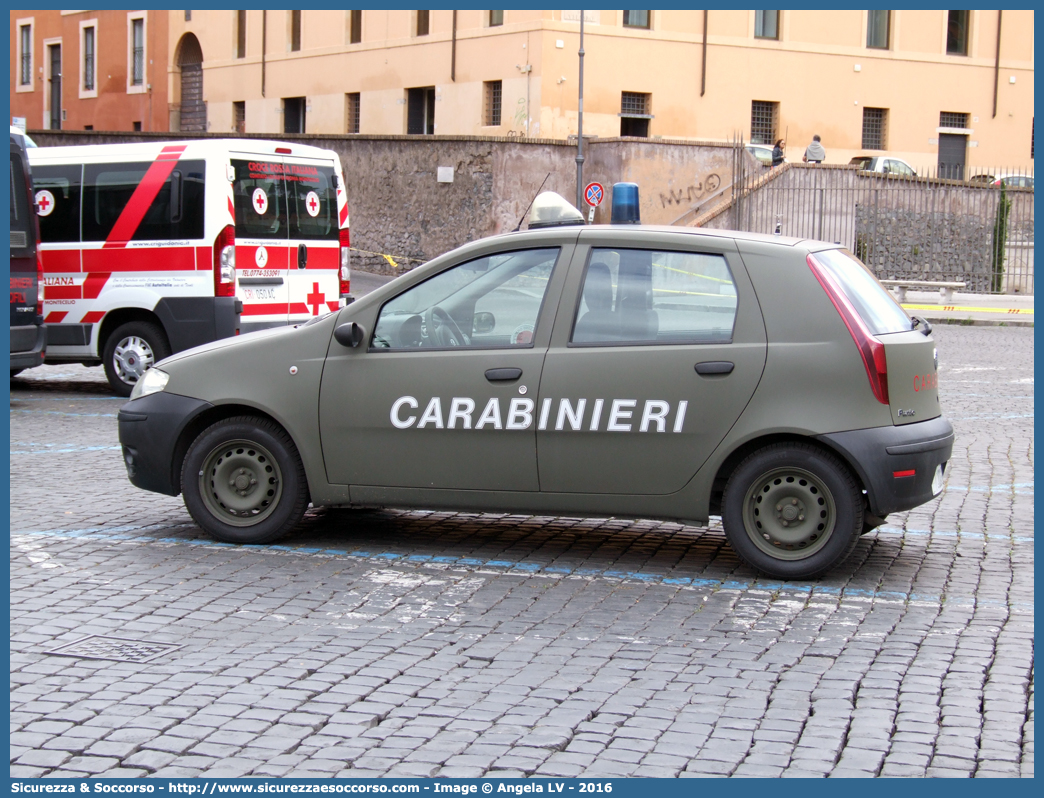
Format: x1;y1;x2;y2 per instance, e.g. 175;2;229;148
28;139;350;395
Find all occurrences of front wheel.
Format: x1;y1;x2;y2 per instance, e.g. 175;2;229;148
722;443;863;579
181;417;310;544
102;321;171;397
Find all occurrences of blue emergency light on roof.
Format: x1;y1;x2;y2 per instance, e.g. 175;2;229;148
527;192;586;229
610;183;641;224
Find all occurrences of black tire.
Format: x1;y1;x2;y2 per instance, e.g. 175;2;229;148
722;443;864;579
181;416;310;544
102;321;171;397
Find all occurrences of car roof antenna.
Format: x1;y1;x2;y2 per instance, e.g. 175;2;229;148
514;172;552;232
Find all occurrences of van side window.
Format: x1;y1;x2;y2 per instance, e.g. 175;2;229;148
287;164;337;240
232;159;287;240
82;160;206;242
32;164;82;244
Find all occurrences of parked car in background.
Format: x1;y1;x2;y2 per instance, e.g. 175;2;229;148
9;129;46;376
745;144;775;167
994;174;1034;190
849;155;918;177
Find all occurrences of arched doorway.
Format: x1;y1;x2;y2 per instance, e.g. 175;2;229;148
175;33;205;132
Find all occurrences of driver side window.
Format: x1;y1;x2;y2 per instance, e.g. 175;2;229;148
371;248;559;350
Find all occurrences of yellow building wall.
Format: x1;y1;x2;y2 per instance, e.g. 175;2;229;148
166;9;1034;169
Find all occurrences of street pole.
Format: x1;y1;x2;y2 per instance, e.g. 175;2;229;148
576;13;585;210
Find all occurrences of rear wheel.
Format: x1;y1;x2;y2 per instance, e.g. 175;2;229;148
102;321;171;397
181;416;309;544
722;443;863;579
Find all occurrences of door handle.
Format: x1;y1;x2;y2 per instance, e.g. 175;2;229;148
485;368;522;382
695;361;734;375
298;243;308;269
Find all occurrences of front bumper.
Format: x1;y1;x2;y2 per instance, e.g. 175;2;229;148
817;416;954;517
118;392;213;496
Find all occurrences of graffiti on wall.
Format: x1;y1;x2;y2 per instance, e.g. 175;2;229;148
659;174;722;208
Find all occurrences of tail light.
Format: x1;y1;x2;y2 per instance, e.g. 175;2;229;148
213;224;236;298
35;250;44;319
808;253;889;405
339;228;351;297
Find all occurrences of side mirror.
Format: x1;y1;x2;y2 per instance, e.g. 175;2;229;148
473;311;496;335
334;321;366;348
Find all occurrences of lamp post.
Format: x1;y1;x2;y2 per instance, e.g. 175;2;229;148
575;12;585;210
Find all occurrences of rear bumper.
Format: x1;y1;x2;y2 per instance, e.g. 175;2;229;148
10;323;45;370
817;416;954;516
118;392;213;496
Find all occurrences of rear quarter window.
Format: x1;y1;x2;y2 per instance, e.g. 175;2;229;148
811;248;912;335
32;164;81;243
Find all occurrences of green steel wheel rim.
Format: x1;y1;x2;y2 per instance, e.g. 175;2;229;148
742;466;837;561
198;438;284;528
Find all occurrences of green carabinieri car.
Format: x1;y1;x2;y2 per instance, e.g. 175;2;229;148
118;192;952;580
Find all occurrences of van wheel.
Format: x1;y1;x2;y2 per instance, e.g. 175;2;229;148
722;443;863;579
103;321;171;397
181;416;309;544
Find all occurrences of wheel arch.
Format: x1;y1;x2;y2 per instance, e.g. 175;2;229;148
97;307;170;355
709;432;869;516
171;404;302;496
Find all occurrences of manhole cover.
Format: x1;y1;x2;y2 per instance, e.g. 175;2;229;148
46;636;181;663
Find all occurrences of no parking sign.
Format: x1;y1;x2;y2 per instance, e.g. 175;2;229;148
584;182;605;207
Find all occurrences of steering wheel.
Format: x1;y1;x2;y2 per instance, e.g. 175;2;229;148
423;306;468;347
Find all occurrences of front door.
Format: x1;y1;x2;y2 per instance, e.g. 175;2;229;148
49;45;62;130
938;133;967;180
319;246;567;491
537;232;767;495
283;154;340;325
231;154;291;333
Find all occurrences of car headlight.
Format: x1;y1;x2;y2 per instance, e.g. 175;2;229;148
131;368;169;400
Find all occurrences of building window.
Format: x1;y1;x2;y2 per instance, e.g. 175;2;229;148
755;10;779;40
233;101;246;133
620;92;651;137
416;10;430;37
484;80;502;126
284;96;306;133
236;11;247;58
750;100;778;145
133;121;142;131
862;107;887;150
406;86;435;134
290;10;301;51
349;10;362;43
20;24;32;86
346;92;360;133
83;25;95;91
489;11;503;27
946;10;969;55
131;17;144;85
185;11;191;22
866;10;890;49
940;111;969;129
623;11;650;29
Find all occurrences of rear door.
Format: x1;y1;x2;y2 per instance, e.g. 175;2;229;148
283;154;340;323
231;154;290;332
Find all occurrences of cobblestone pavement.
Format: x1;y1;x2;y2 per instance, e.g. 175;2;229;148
10;325;1033;778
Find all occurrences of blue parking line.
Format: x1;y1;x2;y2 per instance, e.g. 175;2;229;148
11;522;1033;610
11;444;123;455
10;409;118;418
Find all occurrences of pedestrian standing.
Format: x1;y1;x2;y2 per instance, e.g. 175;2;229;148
771;138;786;167
803;134;826;164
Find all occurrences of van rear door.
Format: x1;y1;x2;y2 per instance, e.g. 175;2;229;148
231;155;290;333
283;154;340;323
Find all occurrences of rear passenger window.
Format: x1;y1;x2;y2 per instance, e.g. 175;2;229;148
233;159;287;240
32;164;82;243
287;165;337;240
82;160;205;242
571;248;737;345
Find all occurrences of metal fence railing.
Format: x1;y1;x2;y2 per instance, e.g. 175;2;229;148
697;145;1034;294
